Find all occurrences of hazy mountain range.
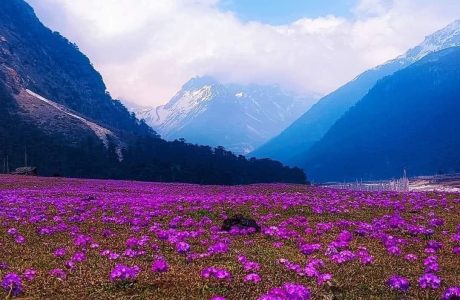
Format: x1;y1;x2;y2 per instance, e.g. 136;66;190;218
0;0;306;185
135;77;313;154
252;20;460;168
306;47;460;182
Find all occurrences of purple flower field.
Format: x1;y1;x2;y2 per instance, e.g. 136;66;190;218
0;175;459;299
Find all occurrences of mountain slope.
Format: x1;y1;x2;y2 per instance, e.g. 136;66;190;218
304;47;460;182
252;19;460;165
19;89;125;160
0;0;152;136
137;77;312;154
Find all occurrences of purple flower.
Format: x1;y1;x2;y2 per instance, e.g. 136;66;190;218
71;252;86;263
425;247;436;254
244;273;261;283
243;261;260;272
404;254;418;261
201;267;231;281
0;262;9;270
427;240;443;251
307;259;324;269
65;260;76;270
7;228;18;236
418;273;442;289
259;283;310;300
1;273;23;296
201;267;213;279
273;242;284;248
126;237;140;249
387;246;401;256
238;255;248;264
109;252;120;260
304;265;319;278
357;249;374;265
14;235;25;244
208;242;229;254
123;248;137;258
49;268;67;280
74;234;92;248
442;286;460;300
211;296;227;300
387;275;410;292
424;256;439;273
337;230;353;242
54;248;67;258
151;258;169;273
331;250;355;264
429;218;444;227
215;269;231;280
110;264;140;282
300;243;321;255
283;283;311;299
317;273;333;285
102;229;114;238
23;269;37;281
176;242;191;254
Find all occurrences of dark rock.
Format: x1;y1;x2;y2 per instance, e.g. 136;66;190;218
221;214;261;232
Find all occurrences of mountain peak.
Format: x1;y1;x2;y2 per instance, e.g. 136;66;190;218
182;76;219;90
401;19;460;62
135;77;312;154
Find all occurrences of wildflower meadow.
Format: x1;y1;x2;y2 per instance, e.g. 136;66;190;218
0;176;459;299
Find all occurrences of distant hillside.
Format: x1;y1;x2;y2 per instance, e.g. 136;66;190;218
252;19;460;166
0;0;307;185
304;47;460;182
136;77;312;154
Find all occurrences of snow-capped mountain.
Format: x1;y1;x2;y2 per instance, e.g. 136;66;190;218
252;19;460;165
136;77;314;154
146;77;216;133
401;19;460;63
305;47;460;182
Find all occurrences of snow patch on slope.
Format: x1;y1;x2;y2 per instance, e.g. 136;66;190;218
26;89;124;161
399;19;460;63
364;20;460;77
138;85;215;134
134;77;313;154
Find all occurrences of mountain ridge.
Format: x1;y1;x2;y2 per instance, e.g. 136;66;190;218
304;47;460;182
136;76;313;154
0;0;153;137
251;19;460;165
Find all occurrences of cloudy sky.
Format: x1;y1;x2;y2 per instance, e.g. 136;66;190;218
26;0;460;107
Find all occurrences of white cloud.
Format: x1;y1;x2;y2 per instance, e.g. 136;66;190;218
26;0;460;106
354;0;393;17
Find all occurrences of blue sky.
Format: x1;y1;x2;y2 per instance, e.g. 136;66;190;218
219;0;358;24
